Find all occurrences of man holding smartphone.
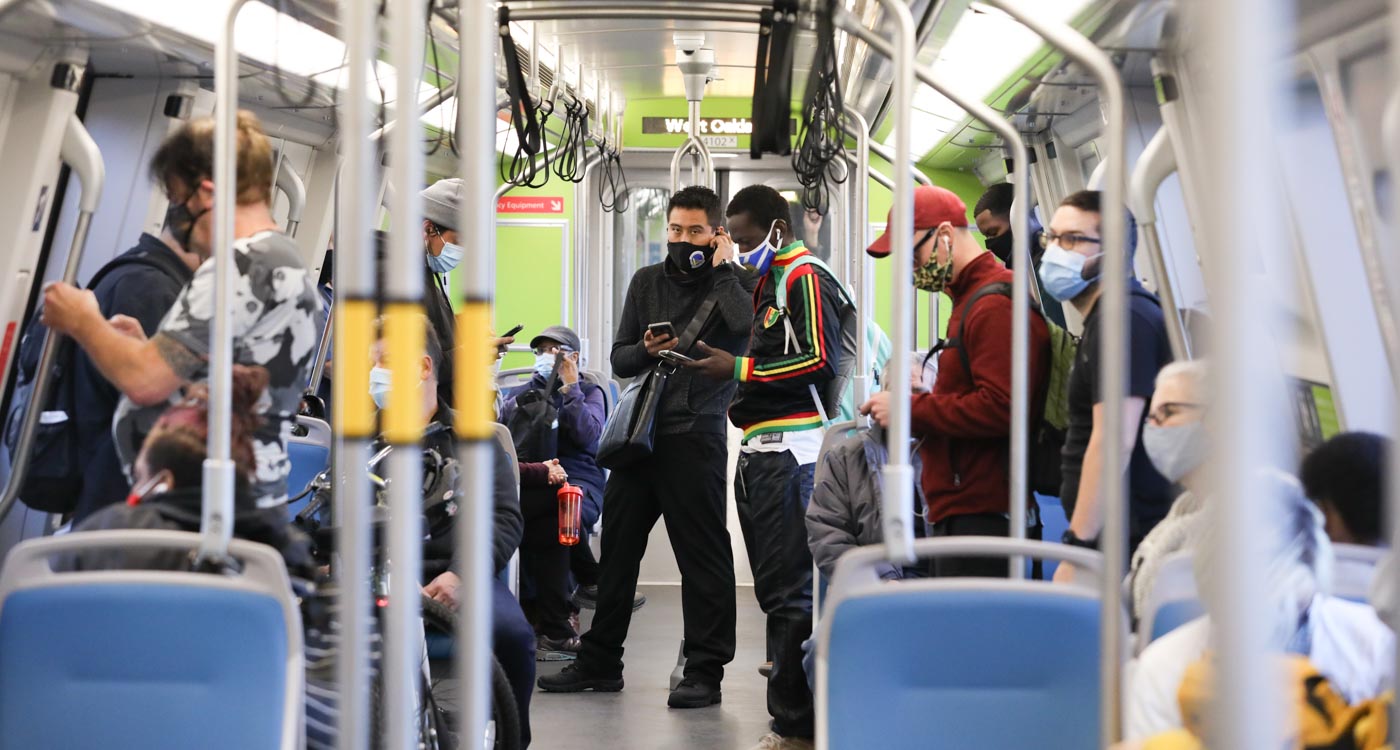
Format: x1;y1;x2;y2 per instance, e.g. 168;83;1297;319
538;186;754;711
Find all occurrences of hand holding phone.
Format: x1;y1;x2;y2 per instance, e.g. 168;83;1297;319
658;349;695;365
647;321;675;339
502;323;525;339
644;322;678;357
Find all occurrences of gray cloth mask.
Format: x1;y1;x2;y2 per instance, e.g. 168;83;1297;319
1142;420;1208;484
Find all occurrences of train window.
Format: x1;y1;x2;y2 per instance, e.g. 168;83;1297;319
611;187;670;322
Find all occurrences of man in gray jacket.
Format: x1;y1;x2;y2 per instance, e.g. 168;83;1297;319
806;360;935;581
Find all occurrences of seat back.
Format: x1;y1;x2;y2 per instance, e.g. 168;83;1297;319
285;415;332;520
1332;543;1384;603
495;367;536;393
1136;550;1201;654
1032;494;1070;580
582;370;614;416
0;531;303;750
819;537;1106;750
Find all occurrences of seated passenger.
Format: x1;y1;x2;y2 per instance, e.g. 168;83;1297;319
1126;471;1395;741
499;325;607;656
1300;431;1388;547
61;364;312;574
369;317;535;748
1129;360;1210;621
806;360;934;583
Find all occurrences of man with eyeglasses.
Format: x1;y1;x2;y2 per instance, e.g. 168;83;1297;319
860;185;1052;579
1038;190;1174;583
539;186;754;712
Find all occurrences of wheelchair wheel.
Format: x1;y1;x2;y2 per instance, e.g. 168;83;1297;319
420;594;522;750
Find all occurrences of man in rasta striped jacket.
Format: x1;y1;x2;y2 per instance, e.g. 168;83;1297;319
688;184;847;750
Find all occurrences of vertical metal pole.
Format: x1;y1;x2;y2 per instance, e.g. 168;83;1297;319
385;1;427;747
843;107;872;408
205;0;252;561
1129;126;1191;361
457;0;498;747
1383;1;1400;739
1189;0;1290;747
840;22;1035;578
0;115;104;525
981;1;1127;742
335;2;377;749
857;0;916;565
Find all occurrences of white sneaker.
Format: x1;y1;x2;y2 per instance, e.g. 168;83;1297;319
749;732;814;750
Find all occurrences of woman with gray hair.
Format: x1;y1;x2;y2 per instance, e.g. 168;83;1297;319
1125;470;1395;740
1128;360;1210;621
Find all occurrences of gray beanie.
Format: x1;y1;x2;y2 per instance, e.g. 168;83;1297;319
420;178;463;230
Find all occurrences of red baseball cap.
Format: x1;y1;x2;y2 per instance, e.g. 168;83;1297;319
866;185;969;258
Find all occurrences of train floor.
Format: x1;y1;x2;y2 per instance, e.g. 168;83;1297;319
436;583;773;750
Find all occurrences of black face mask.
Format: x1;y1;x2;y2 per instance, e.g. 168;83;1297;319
666;241;714;273
164;196;208;253
985;231;1014;264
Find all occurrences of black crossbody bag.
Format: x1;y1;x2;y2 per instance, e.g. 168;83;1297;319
596;295;719;470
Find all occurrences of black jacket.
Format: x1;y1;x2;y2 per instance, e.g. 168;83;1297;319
611;259;755;435
59;486;315;577
388;405;524;579
23;235;192;523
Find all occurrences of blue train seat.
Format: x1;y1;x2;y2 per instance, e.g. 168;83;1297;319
1136;550;1199;654
1030;493;1070;580
0;531;304;750
285;415;332;521
819;537;1106;750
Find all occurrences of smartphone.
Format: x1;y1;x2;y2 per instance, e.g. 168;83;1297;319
647;321;676;339
658;349;694;364
501;323;525;339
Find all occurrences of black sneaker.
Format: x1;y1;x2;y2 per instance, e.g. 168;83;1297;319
535;634;581;662
667;678;722;709
571;585;648;612
536;663;624;693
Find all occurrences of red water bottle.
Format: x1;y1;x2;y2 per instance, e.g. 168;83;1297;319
557;482;582;546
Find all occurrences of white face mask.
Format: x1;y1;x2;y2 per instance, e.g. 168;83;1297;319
426;237;464;274
369;366;393;409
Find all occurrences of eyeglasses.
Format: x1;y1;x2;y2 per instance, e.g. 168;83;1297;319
533;344;575;357
1039;230;1102;252
1146;401;1203;426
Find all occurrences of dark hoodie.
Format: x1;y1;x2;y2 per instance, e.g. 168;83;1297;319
59;485;315;577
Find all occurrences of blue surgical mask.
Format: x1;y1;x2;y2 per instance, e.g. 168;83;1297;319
534;352;555;379
1038;243;1100;301
736;220;782;275
369;366;392;409
427;240;464;274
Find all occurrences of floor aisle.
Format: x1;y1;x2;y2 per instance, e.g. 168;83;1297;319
530;585;772;750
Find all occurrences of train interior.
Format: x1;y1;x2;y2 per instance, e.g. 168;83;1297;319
0;0;1396;748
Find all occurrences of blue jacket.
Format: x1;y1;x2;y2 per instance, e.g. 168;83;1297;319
501;375;607;526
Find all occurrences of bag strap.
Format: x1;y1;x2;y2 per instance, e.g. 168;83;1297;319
675;293;720;354
943;281;1015;382
772;254;851;430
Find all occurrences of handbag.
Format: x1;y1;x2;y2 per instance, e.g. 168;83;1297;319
596;294;720;470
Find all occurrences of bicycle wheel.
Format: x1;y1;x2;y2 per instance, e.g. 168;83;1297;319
419;594;521;750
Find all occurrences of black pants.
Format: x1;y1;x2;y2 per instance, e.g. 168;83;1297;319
492;580;536;747
577;433;736;686
519;486;575;640
571;540;600;587
927;512;1012;578
735;450;815;739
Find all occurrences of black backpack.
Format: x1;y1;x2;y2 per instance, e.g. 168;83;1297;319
931;281;1076;498
504;355;563;463
3;249;187;513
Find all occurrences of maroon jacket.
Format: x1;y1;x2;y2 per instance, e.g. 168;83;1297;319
912;252;1051;524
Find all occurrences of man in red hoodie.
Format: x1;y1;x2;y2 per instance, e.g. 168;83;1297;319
861;185;1051;577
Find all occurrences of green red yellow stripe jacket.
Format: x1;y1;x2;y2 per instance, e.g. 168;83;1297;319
728;242;847;441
